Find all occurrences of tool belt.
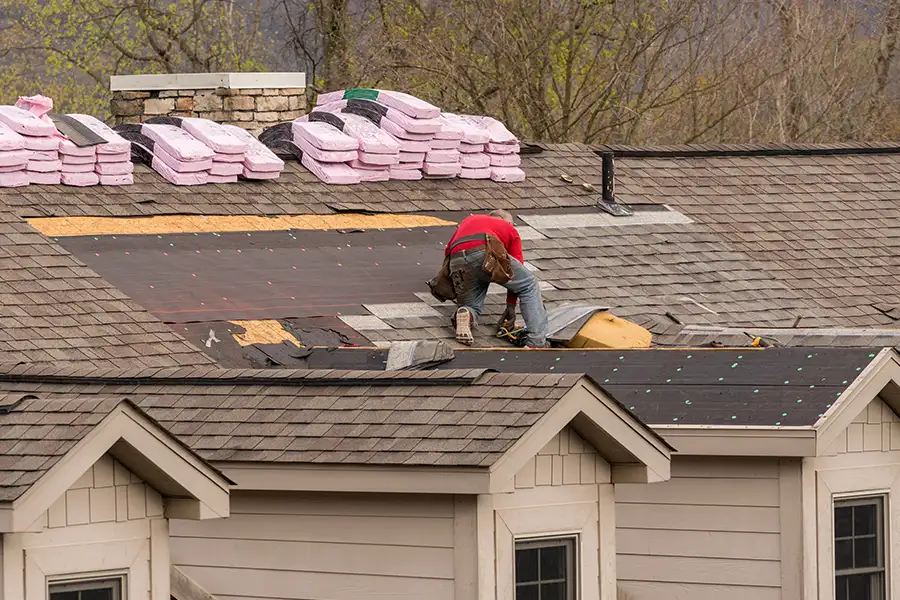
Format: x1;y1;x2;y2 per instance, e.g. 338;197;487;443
426;233;514;302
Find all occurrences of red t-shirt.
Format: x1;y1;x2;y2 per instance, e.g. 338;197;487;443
446;214;523;305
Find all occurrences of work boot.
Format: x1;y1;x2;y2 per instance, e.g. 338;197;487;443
525;340;550;349
455;307;475;345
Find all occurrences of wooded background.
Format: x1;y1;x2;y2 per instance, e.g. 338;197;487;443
2;0;900;144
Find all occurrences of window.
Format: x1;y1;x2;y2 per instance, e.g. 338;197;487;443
48;577;123;600
515;537;576;600
835;496;887;600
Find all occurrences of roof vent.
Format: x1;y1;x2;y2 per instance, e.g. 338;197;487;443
598;153;633;217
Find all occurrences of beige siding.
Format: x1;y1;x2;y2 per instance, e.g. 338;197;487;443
830;396;900;454
170;491;456;600
43;454;164;528
616;457;782;600
515;426;606;489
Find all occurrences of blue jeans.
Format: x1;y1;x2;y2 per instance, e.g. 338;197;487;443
449;249;548;346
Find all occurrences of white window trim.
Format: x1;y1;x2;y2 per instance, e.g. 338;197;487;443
494;495;601;600
3;518;169;600
815;466;899;600
49;574;126;600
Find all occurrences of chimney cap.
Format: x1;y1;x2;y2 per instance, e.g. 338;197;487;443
110;72;306;92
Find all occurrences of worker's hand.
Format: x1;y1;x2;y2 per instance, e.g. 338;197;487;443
498;303;516;329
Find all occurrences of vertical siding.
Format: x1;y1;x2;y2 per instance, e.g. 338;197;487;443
170;490;456;600
831;396;900;454
615;457;782;600
44;453;164;528
514;426;606;489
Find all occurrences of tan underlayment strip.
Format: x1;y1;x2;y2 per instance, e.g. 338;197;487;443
27;214;457;237
229;320;301;347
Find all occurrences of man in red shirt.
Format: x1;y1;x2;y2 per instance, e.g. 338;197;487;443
445;209;549;347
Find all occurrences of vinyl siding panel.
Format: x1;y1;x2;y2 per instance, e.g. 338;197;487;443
170;490;456;600
616;457;782;600
832;396;900;454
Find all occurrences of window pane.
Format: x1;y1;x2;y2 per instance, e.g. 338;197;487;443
540;582;566;600
835;539;853;571
539;545;567;581
835;506;853;538
49;592;79;600
853;504;877;537
854;537;877;568
516;548;539;584
82;589;114;600
846;573;874;600
515;583;539;600
836;576;849;600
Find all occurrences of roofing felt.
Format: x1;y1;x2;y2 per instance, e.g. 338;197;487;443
2;142;900;358
0;209;214;368
269;346;884;426
0;366;586;467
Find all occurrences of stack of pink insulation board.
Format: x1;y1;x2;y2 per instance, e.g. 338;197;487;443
221;125;285;180
67;114;134;185
0;123;30;187
0;106;61;185
304;88;525;184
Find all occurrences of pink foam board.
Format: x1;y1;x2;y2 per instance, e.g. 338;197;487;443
393;161;424;170
214;152;245;164
434;120;465;141
460;153;490;169
292;120;358;152
301;153;362;185
61;172;100;186
30;149;60;161
399;151;426;163
392;128;433;141
389;167;423;181
99;174;133;186
0;150;31;167
154;147;212;173
423;161;461;176
0;106;57;136
96;151;131;163
348;159;390;171
241;168;281;180
181;118;248;154
67;114;131;153
141;123;214;162
429;138;460;150
490;166;526;183
0;122;25;151
208;174;238;184
294;135;358;163
58;139;97;157
311;108;400;154
22;135;59;151
378;90;441;119
459;167;492;179
61;153;95;165
0;171;29;187
382;109;440;134
0;164;25;173
393;137;431;153
487;141;520;154
151;156;208;185
458;115;517;144
355;168;390;182
94;162;133;176
61;163;95;173
459;142;485;154
209;161;243;177
425;149;460;164
490;153;521;167
356;150;400;166
438;113;490;144
27;171;60;185
27;159;62;172
222;125;284;172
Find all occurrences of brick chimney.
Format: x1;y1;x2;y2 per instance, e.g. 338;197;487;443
109;72;306;134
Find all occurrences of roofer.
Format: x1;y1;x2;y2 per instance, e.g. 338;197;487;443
444;209;549;347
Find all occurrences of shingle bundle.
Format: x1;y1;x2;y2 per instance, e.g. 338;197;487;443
115;123;213;185
0;122;30;187
66;114;133;185
0;106;61;185
179;117;248;183
220;125;285;180
307;107;401;181
288;120;360;184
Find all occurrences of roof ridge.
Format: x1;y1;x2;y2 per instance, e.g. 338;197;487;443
595;141;900;158
0;364;494;387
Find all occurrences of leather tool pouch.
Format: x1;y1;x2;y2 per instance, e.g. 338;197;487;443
427;233;514;301
483;234;513;284
427;256;456;303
